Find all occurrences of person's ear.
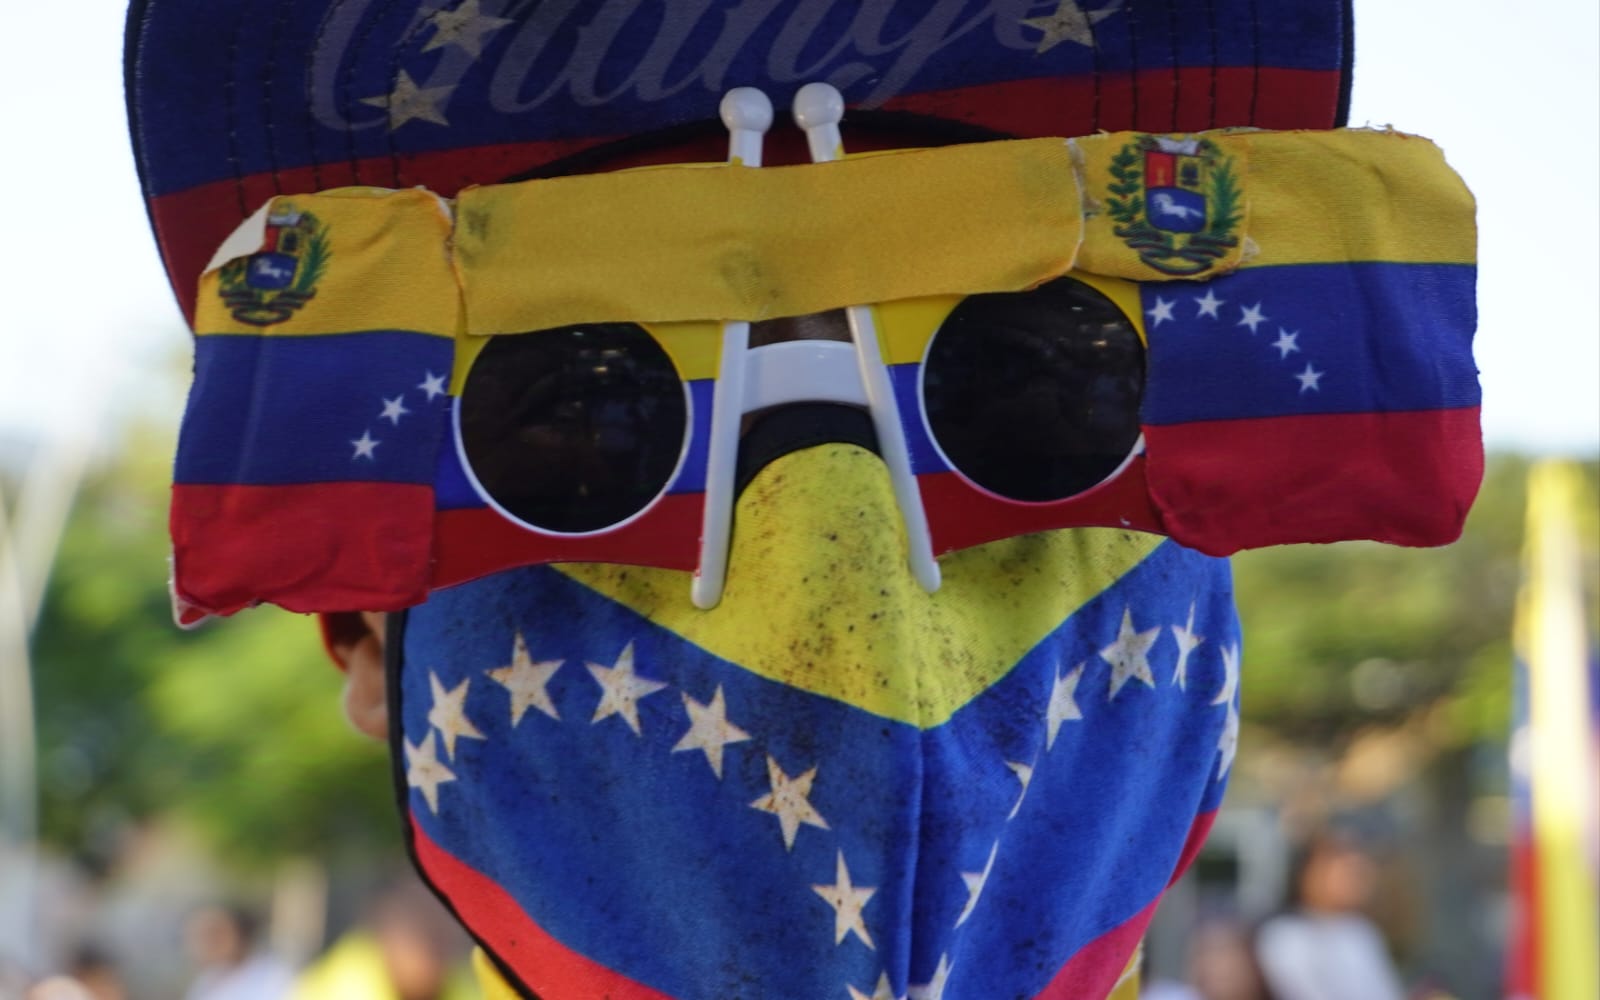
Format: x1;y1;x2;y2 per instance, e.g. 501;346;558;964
320;611;389;741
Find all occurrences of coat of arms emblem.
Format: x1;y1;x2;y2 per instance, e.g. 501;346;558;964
1107;135;1242;277
218;205;330;326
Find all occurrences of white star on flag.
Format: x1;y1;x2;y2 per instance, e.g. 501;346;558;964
1194;288;1225;319
486;631;563;725
955;842;999;927
1171;604;1204;689
1213;644;1240;708
351;430;380;460
404;731;456;815
1217;702;1240;780
418;371;448;401
359;70;456;130
1146;296;1176;327
1046;663;1085;749
423;0;514;57
1021;0;1118;53
750;756;830;851
1271;328;1301;359
909;954;954;1000
847;973;900;1000
812;851;876;949
1238;302;1268;333
1102;608;1160;700
379;395;410;425
427;672;486;759
672;686;750;780
1295;364;1325;393
1005;760;1035;819
586;642;667;736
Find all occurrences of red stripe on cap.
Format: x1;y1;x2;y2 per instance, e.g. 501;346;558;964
431;494;702;591
1033;808;1218;999
412;817;676;999
920;454;1166;556
1147;407;1484;556
172;482;435;616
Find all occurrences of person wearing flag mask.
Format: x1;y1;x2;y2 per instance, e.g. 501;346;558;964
126;1;1480;997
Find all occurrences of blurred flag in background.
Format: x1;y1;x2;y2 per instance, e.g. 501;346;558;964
1506;461;1599;1000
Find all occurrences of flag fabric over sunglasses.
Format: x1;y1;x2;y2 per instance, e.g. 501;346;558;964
170;127;1478;621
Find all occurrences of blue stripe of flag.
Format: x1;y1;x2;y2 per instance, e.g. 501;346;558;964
402;540;1236;998
1140;262;1479;425
176;331;456;486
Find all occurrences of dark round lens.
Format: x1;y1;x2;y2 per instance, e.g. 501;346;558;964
459;324;687;534
922;276;1145;503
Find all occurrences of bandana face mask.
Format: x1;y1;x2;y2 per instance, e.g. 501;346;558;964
169;98;1481;623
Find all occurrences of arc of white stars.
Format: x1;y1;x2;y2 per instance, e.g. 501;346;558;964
847;973;901;1000
750;756;830;851
955;842;999;927
1102;607;1159;700
486;631;563;725
1296;363;1325;393
379;395;410;425
360;70;456;130
1045;663;1085;750
1271;328;1301;359
418;371;448;401
812;851;876;949
1170;603;1204;690
1005;760;1035;819
1238;302;1268;333
351;430;379;460
908;954;953;1000
404;732;456;815
672;686;750;780
422;0;513;57
1021;0;1121;54
1146;296;1176;327
1195;288;1225;319
586;642;667;736
427;672;486;760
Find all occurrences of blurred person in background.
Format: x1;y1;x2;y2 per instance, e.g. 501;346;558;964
290;879;474;1000
1142;918;1276;1000
182;904;293;1000
1255;832;1405;1000
25;945;127;1000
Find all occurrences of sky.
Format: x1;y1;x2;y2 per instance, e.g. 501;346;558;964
0;0;1595;462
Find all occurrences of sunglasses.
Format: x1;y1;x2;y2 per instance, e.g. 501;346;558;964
170;84;1481;623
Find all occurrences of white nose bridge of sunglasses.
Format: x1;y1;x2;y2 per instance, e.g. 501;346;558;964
691;84;942;611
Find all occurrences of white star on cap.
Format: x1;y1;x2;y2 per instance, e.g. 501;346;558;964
1171;603;1204;690
486;631;563;725
956;842;999;927
1195;288;1225;319
1272;328;1301;359
909;955;953;1000
672;686;750;780
848;974;900;1000
1045;663;1085;750
750;756;830;851
379;395;410;425
1146;296;1176;327
812;851;876;949
360;70;455;130
1021;0;1118;53
1238;303;1268;333
427;672;485;760
423;0;513;57
1213;643;1240;708
351;430;380;461
418;371;448;401
1296;364;1325;393
1005;760;1035;819
404;731;456;815
586;642;667;736
1102;608;1160;700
